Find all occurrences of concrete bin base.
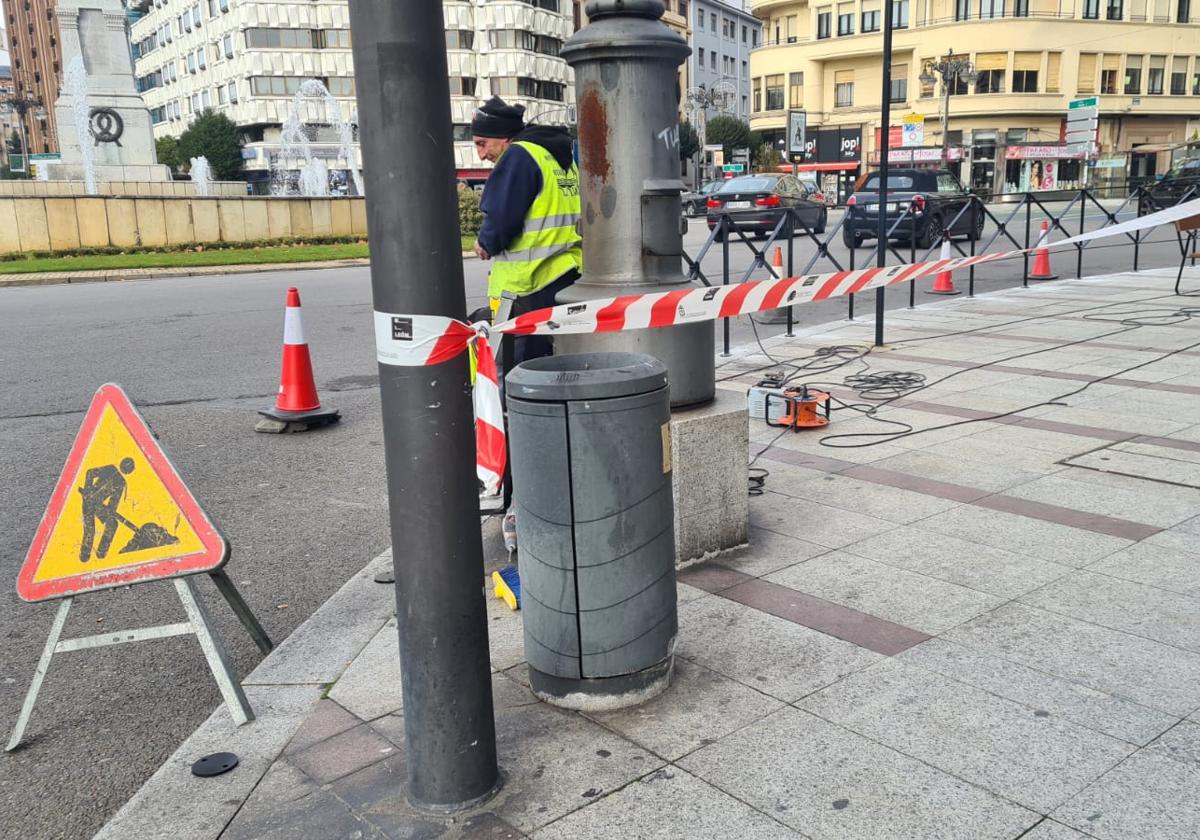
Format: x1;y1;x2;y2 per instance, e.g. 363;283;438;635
670;388;750;566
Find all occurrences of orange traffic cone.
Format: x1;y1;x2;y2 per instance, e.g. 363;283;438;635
772;246;783;269
256;287;340;433
926;240;960;296
1029;220;1058;281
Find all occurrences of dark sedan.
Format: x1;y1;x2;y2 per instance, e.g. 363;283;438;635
1138;158;1200;216
682;181;723;216
843;169;982;249
705;174;828;240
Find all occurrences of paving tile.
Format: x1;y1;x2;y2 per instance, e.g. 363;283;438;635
328;619;404;721
486;585;526;673
799;659;1134;812
1052;748;1200;840
764;460;968;522
1148;721;1200;766
1004;473;1200;529
1018;820;1099;839
1090;541;1200;598
584;658;784;761
715;525;832;578
943;603;1200;716
863;447;1046;493
749;489;898;549
676;594;883;702
843;525;1072;599
678;707;1038;840
284;699;362;756
968;425;1118;459
325;754;452;840
917;505;1133;567
289;722;399;785
221;786;384;840
491;699;663;833
899;638;1177;747
1021;570;1200;654
765;551;1003;634
676;581;711;605
529;766;801;840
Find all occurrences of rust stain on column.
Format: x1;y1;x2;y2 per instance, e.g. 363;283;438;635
577;85;611;181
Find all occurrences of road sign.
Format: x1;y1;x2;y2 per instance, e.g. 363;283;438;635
17;383;228;602
703;143;723;152
1069;96;1099;111
722;163;744;173
901;113;924;148
787;109;807;155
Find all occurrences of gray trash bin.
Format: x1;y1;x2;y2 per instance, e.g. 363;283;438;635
506;352;676;710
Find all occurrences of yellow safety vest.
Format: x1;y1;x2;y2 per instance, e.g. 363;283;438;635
487;140;583;301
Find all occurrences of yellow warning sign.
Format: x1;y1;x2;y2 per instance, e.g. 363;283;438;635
18;384;227;601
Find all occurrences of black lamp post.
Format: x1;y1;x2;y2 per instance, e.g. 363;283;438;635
918;50;978;159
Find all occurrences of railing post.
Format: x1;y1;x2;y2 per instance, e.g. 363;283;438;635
968;196;977;297
721;215;731;357
1077;189;1086;279
785;208;795;337
1022;194;1031;287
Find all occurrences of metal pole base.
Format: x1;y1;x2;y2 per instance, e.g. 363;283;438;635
529;656;673;712
925;288;962;296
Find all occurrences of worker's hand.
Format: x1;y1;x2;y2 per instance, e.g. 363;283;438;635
473;241;490;261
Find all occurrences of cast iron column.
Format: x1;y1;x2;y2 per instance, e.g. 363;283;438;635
875;0;895;347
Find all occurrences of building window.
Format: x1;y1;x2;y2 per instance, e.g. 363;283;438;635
326;77;355;96
217;85;226;105
890;64;907;101
752;29;758;46
1012;69;1038;91
742;23;748;42
445;30;473;49
861;8;880;29
317;29;352;48
150;106;166;124
838;7;854;34
449;77;477;96
955;0;971;18
765;74;785;109
1125;56;1142;93
227;80;238;103
835;74;854;107
1101;68;1118;93
892;0;909;27
979;0;1002;17
710;51;716;70
711;11;717;32
1179;0;1191;21
976;69;1004;93
789;71;803;106
742;59;747;78
697;47;704;67
1147;55;1165;94
197;46;206;69
222;33;233;58
1106;0;1123;16
490;77;565;101
1171;57;1188;94
1193;61;1200;94
1083;0;1099;17
817;9;831;38
245;28;316;48
753;76;762;111
1014;0;1029;14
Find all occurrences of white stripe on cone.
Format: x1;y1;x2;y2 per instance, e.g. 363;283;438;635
283;306;305;345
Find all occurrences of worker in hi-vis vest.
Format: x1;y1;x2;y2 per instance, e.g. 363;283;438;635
471;96;583;555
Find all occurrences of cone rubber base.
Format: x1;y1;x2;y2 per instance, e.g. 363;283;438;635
926;287;961;296
255;405;340;434
1028;273;1058;281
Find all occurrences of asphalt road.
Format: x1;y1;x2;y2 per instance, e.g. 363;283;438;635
0;202;1184;840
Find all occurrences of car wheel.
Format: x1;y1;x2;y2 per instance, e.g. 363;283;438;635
968;210;984;241
842;227;861;248
711;226;724;242
918;215;944;250
815;210;827;234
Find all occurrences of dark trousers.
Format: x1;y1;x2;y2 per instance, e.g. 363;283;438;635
498;268;579;509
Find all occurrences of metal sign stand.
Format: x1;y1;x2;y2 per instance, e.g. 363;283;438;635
7;569;271;752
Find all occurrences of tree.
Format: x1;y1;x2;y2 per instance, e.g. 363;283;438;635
156;135;182;174
705;115;751;158
679;121;700;162
753;143;779;174
178;110;243;181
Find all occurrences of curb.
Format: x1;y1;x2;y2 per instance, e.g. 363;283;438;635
92;550;396;840
0;258;372;289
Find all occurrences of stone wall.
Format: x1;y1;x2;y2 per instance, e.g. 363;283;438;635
0;180;248;197
0;197;367;253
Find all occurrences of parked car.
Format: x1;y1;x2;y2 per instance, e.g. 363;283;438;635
1137;158;1200;216
705;174;828;240
682;181;723;216
843;168;983;249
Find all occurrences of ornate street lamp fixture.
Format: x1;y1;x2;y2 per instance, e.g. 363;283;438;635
919;49;978;157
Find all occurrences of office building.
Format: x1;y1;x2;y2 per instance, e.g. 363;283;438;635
1;0;61;154
690;0;760;121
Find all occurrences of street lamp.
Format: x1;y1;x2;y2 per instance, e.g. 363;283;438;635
685;79;736;185
919;49;978;158
1;92;44;178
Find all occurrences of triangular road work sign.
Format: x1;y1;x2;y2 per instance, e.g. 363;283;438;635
17;384;227;602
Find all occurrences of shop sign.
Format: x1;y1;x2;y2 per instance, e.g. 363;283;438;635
1005;145;1085;160
902;114;924;148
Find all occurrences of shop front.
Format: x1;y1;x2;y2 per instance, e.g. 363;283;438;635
873;126;966;183
789;126;863;204
1002;144;1086;196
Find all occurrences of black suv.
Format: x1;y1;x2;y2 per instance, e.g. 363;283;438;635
1137;158;1200;216
844;168;983;249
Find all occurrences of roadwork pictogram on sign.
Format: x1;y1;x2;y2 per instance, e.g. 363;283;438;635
17;384;227;602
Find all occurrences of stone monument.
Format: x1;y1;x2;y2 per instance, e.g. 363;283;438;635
41;0;172;185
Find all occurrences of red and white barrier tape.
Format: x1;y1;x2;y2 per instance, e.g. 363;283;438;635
372;197;1200;493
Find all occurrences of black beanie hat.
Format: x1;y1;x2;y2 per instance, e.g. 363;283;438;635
471;96;526;139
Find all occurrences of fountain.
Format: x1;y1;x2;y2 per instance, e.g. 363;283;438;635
62;56;97;196
189;156;212;196
274;79;363;197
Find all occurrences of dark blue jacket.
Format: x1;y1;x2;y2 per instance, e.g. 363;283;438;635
477;125;575;257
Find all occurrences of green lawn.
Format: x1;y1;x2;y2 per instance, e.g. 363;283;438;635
0;242;370;275
462;234;476;252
